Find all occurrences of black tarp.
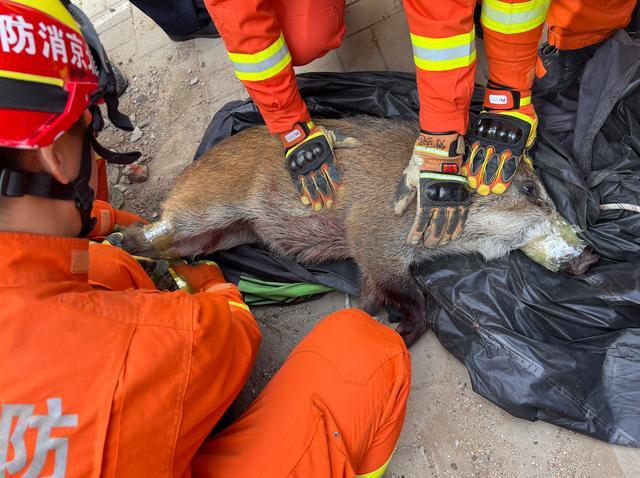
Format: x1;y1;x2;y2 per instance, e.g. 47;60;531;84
196;31;640;446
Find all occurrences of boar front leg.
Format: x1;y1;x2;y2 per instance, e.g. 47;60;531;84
359;266;427;347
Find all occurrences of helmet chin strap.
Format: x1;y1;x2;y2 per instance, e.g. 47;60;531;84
73;127;97;237
0;127;97;237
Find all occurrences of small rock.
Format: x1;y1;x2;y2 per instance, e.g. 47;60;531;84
189;77;199;86
108;165;121;185
138;117;152;128
110;186;124;209
166;54;173;61
200;61;205;67
136;94;148;104
130;127;143;142
124;163;148;183
450;463;458;470
129;113;136;123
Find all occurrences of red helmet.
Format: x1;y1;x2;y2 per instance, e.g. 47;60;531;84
0;0;100;149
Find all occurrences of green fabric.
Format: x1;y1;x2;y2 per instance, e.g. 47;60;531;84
238;275;333;305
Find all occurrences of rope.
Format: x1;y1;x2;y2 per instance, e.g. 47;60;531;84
600;203;640;213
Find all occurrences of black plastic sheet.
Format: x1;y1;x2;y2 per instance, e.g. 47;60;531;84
197;33;640;446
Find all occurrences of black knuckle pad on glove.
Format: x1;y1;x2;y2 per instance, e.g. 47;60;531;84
468;113;532;158
431;208;448;237
446;207;462;236
314;169;331;197
325;160;342;185
484;151;500;183
285;135;333;179
305;173;320;201
471;146;485;174
501;155;518;182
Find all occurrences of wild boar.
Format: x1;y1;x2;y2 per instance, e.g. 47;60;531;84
120;116;596;345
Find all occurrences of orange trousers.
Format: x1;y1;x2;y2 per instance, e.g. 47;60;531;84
205;0;345;133
547;0;636;50
192;309;412;477
404;0;547;133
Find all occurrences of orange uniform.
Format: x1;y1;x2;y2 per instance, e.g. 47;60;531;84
404;0;549;134
547;0;636;50
0;231;410;477
203;0;345;134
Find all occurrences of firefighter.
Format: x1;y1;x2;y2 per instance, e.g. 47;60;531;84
0;1;410;477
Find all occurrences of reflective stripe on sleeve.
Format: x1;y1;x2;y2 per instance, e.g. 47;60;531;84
481;0;551;34
228;300;251;312
227;33;292;82
410;29;476;71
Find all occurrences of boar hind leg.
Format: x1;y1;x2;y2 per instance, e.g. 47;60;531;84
120;210;258;259
359;268;427;347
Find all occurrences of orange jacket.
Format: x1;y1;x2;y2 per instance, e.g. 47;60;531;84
203;0;345;136
204;0;311;135
0;232;261;477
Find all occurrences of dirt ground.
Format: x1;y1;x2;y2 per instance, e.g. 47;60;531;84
86;1;640;476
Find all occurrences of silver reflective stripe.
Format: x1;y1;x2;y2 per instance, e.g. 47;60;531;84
483;3;544;25
413;42;475;63
232;43;290;73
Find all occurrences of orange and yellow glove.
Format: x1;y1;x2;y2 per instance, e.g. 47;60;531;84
394;132;470;248
462;83;538;196
171;261;226;292
280;121;342;211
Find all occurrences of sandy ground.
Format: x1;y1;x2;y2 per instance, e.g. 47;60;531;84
83;1;640;476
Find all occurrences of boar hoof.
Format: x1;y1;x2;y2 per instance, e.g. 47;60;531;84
396;317;428;347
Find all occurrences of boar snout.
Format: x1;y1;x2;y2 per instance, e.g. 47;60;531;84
563;247;599;275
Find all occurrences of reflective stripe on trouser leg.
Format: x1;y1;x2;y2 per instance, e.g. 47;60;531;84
481;0;551;34
227;32;292;81
410;28;476;71
356;455;393;478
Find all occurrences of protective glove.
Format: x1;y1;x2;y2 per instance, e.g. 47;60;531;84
462;83;538;196
280;121;342;211
171;260;226;292
394;132;470;248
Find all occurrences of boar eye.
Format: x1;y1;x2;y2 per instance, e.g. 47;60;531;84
522;184;536;196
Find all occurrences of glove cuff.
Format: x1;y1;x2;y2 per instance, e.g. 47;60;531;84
279;121;316;149
414;132;465;175
483;82;532;111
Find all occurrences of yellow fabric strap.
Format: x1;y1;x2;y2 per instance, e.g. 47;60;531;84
520;95;531;106
411;29;476;72
355;456;393;478
228;33;291;82
0;69;64;87
8;0;81;33
481;0;551;34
